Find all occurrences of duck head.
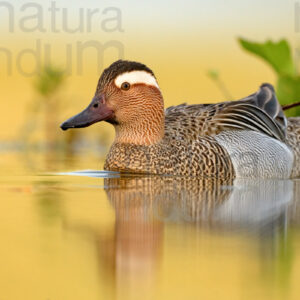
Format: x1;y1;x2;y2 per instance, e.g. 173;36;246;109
60;60;165;145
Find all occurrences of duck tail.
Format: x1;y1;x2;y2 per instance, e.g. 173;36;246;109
282;101;300;111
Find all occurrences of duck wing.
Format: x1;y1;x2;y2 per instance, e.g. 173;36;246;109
165;83;287;142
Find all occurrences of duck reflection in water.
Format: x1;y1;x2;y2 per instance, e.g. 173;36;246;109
63;174;298;296
104;176;294;227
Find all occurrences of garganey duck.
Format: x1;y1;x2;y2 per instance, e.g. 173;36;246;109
61;60;300;179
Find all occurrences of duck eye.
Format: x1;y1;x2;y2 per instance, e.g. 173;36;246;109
121;82;130;91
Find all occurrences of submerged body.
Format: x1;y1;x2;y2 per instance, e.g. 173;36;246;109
61;60;300;179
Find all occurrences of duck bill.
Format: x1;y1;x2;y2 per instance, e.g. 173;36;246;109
60;95;113;131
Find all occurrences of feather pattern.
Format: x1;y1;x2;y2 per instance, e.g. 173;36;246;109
165;83;287;142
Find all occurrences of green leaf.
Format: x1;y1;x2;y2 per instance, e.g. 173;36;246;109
238;38;295;77
277;75;300;116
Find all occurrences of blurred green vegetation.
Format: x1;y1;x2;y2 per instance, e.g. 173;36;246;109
17;65;111;170
238;38;300;117
20;66;65;147
19;65;80;169
207;69;233;100
34;65;66;149
34;65;65;97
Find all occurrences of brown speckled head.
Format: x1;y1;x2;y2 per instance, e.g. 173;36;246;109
94;60;165;145
60;60;165;145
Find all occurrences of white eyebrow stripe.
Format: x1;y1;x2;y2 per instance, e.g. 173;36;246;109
114;71;160;89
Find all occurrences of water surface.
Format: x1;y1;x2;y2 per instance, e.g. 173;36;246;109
0;155;300;300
